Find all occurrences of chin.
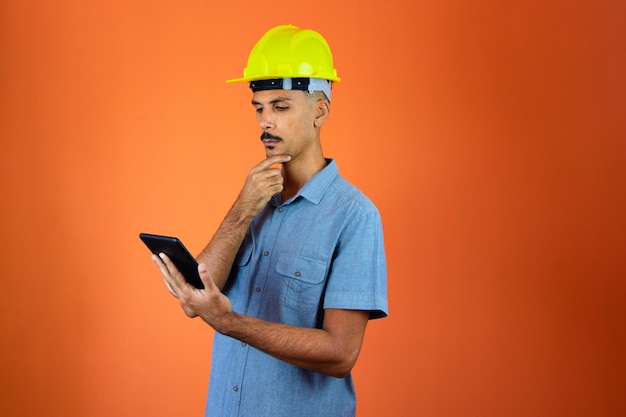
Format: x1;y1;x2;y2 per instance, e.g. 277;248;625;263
265;146;281;157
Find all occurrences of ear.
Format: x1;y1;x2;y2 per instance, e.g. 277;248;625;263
313;99;330;128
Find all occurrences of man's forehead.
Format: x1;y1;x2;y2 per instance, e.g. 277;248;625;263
251;89;303;104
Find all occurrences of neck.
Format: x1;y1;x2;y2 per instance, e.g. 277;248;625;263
281;153;327;202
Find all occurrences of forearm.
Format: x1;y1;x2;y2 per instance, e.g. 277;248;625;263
215;310;368;378
196;205;253;290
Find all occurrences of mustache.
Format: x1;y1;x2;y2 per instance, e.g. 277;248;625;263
261;132;283;141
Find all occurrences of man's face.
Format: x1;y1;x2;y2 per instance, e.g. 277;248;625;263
251;89;317;159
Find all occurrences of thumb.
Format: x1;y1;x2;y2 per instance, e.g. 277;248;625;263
198;263;215;290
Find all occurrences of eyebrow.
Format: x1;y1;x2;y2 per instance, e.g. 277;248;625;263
251;96;293;106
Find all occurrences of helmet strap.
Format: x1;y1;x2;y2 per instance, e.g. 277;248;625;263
249;78;332;102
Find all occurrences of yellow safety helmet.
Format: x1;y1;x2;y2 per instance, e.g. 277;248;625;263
227;24;340;100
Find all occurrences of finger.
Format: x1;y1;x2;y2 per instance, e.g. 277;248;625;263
159;252;187;291
256;169;285;187
152;254;180;297
153;254;173;280
243;168;284;199
164;277;177;297
255;154;291;171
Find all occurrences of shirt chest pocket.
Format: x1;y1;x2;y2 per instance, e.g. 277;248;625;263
276;255;328;312
224;237;254;299
234;242;253;267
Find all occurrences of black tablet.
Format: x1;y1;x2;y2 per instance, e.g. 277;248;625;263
139;233;204;289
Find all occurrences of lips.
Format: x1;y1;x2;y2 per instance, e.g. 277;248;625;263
261;132;282;148
263;139;281;147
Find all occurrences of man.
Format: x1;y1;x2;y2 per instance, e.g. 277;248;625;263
152;24;388;417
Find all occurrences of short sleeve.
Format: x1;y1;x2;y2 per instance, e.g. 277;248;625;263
323;208;388;319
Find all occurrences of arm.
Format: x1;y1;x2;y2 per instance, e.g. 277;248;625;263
155;259;369;378
194;154;291;290
223;308;369;378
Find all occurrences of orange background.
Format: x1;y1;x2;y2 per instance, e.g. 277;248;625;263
1;1;625;416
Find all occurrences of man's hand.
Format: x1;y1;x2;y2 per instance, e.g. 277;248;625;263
153;253;233;331
233;154;291;218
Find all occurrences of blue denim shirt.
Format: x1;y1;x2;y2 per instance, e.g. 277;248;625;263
205;159;388;417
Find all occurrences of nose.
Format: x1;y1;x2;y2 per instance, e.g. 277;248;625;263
258;111;274;130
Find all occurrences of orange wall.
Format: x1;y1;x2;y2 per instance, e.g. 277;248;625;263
1;1;624;416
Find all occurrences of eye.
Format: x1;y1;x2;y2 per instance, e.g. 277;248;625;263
255;107;263;113
275;106;288;111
